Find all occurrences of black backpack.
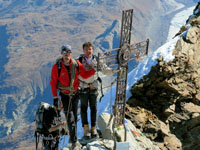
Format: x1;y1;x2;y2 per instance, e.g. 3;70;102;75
34;102;58;150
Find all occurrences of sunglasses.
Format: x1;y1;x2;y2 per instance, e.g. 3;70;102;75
62;48;71;54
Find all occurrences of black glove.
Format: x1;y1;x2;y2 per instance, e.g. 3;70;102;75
53;97;60;110
53;97;61;117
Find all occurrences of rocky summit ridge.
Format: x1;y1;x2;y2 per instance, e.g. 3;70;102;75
126;2;200;150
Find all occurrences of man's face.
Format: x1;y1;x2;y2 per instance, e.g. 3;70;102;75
62;51;72;61
83;46;93;58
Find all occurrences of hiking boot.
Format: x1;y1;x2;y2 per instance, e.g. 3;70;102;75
83;124;90;138
91;126;98;138
71;142;81;150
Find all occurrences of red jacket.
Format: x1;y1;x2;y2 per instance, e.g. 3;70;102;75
50;58;95;97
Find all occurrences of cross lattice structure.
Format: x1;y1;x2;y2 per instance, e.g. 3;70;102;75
97;9;149;146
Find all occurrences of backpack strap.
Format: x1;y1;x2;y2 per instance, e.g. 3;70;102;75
78;54;84;63
35;131;40;150
57;59;78;96
57;59;62;78
93;55;98;60
78;54;98;63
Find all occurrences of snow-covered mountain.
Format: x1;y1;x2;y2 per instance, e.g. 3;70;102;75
0;0;197;143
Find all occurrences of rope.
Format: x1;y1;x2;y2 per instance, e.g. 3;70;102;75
102;78;117;90
66;95;72;122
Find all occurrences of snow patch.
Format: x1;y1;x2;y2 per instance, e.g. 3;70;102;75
167;6;195;41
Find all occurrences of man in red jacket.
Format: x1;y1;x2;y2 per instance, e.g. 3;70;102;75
50;45;95;150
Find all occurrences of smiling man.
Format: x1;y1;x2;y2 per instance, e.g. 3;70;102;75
77;42;118;139
50;45;96;150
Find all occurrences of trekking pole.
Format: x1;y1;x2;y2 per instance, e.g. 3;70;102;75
61;95;73;149
35;132;39;150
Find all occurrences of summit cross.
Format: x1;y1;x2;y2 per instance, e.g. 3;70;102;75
97;9;149;147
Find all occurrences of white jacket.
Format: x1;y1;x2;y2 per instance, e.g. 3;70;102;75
78;55;116;89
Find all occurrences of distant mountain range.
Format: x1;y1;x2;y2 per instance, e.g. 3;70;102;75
0;0;197;141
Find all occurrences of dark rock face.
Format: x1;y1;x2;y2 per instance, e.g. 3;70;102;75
126;4;200;150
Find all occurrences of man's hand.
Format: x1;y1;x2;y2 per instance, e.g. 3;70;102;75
90;59;98;71
49;121;67;133
113;69;120;73
60;121;67;126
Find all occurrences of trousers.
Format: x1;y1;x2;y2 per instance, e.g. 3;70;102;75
60;92;79;144
79;88;98;127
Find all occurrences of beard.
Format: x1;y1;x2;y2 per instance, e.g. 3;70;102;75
64;56;70;61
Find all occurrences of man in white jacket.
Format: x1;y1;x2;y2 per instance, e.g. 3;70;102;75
78;42;117;138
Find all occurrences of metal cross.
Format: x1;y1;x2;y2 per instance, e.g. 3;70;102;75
97;9;149;145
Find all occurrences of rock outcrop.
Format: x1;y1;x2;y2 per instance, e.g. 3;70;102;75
98;113;159;150
126;3;200;150
62;113;159;150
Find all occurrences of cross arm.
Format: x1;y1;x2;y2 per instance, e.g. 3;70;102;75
97;38;149;69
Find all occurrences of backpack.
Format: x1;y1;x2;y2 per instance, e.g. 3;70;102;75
35;102;49;134
34;102;58;150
